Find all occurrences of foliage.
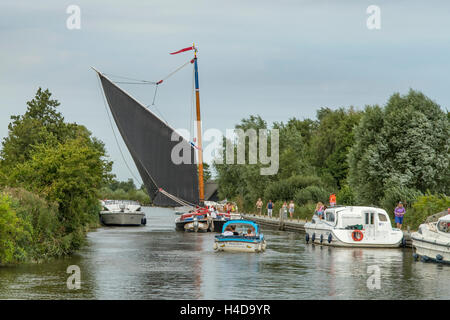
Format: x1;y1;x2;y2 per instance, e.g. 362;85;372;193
348;90;450;205
0;88;113;263
215;90;449;226
99;180;151;206
0;194;31;264
405;194;450;230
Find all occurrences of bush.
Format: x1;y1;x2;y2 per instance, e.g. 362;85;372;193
2;188;72;262
380;185;423;217
336;184;356;205
294;185;329;205
406;194;450;230
0;193;32;264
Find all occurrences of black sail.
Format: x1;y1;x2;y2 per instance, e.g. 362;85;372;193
97;72;199;206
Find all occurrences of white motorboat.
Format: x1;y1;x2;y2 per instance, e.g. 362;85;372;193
213;220;266;253
411;215;450;263
304;206;405;248
100;200;146;226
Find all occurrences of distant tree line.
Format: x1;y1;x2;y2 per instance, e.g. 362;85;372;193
214;90;449;229
99;178;151;206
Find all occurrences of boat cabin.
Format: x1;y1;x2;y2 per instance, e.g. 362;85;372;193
314;206;394;231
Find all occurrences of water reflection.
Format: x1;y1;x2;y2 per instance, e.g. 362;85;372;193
0;207;449;299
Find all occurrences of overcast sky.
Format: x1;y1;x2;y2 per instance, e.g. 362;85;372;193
1;0;449;183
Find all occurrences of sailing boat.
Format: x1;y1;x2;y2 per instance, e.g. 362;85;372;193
94;44;219;231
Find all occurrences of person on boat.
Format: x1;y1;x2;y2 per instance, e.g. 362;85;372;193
289;200;295;219
246;228;255;237
267;200;273;218
329;193;336;207
256;198;263;215
230;225;239;236
209;206;217;219
315;202;325;219
223;226;233;236
394;202;406;230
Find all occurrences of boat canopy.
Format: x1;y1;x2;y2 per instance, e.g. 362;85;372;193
438;215;450;223
222;220;259;233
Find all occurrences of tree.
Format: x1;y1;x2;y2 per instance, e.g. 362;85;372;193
309;107;363;187
7;137;111;235
348;90;450;205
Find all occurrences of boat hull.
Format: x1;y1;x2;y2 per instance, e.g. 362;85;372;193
304;225;403;248
100;212;145;226
412;233;450;263
214;240;266;253
175;218;227;232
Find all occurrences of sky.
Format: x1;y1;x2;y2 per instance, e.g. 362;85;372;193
1;0;449;184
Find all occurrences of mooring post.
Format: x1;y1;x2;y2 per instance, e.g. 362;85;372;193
279;208;285;231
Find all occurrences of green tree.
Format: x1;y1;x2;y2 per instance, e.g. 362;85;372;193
348;90;450;205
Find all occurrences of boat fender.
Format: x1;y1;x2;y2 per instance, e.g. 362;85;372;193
436;254;444;262
305;233;310;244
412;253;419;261
213;242;218;250
311;233;316;243
421;255;430;263
141;217;147;225
320;234;323;244
327;234;332;244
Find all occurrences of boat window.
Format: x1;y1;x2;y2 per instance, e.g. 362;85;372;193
378;213;388;222
437;221;450;233
325;212;335;223
365;212;375;225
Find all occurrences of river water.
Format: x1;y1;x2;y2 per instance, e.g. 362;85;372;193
0;206;449;300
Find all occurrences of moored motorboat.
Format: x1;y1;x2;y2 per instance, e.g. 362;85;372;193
175;207;212;232
411;215;450;263
304;206;404;248
100;200;146;226
213;220;266;253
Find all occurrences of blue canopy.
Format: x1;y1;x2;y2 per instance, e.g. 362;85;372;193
222;220;259;234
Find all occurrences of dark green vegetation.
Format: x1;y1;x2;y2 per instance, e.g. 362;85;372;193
0;88;113;264
99;178;151;206
214;90;450;229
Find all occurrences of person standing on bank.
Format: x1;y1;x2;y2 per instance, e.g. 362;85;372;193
289;200;295;219
281;201;288;219
267;200;273;218
394;202;406;230
256;198;263;215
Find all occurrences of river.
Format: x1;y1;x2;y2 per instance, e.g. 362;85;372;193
0;206;448;299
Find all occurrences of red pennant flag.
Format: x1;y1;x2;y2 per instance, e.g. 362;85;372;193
170;46;194;55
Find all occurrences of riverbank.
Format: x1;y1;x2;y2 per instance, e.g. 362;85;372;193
241;213;414;247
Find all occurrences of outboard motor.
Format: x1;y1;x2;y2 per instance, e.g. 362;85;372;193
193;217;199;233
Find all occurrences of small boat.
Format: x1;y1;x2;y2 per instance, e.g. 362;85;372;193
411;214;450;263
213;220;266;253
175;207;212;232
304;206;404;248
100;200;146;226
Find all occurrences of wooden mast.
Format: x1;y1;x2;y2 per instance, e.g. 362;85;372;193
193;43;205;205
